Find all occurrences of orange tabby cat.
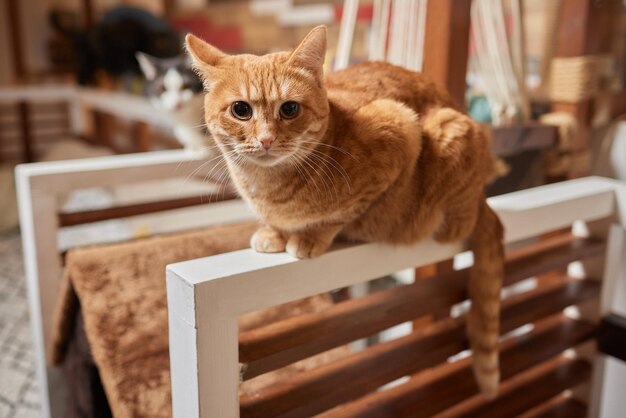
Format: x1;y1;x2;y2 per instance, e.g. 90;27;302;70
186;26;504;399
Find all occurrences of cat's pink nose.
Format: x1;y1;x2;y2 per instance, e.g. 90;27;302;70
260;138;274;150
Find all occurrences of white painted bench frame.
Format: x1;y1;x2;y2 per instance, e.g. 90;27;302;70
0;85;179;135
15;150;254;418
166;177;626;418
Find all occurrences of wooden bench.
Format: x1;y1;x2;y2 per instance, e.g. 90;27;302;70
167;177;626;417
18;147;626;418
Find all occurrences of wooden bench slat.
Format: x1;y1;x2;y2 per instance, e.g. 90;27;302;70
240;236;604;378
58;192;238;227
454;358;590;418
239;276;599;418
522;398;587;418
316;316;595;418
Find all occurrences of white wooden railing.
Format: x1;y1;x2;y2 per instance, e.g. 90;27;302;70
166;176;626;418
15;150;253;418
0;85;179;134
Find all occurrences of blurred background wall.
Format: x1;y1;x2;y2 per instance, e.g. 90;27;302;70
0;0;373;83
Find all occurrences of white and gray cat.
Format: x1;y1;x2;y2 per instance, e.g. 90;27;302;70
136;52;213;152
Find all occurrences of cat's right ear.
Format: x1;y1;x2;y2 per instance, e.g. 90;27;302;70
136;52;157;80
185;34;226;71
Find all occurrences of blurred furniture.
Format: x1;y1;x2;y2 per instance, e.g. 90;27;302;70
0;85;181;164
548;0;624;179
0;98;71;163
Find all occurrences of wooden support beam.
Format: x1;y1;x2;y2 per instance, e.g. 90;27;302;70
163;0;176;17
422;0;472;109
555;0;620;58
18;102;34;162
133;121;152;152
92;111;118;152
6;0;25;79
552;0;622;178
82;0;95;28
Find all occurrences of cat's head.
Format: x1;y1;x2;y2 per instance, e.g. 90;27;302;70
185;26;330;167
136;52;203;111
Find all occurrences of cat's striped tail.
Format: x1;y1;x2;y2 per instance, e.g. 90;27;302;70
467;197;505;399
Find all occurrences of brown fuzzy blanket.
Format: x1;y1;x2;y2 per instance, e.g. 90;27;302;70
51;221;347;418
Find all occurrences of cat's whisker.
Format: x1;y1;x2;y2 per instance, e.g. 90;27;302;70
174;145;222;177
202;160;223;194
299;159;326;202
196;150;237;188
289;151;323;201
204;160;231;203
310;150;352;191
202;158;226;188
181;159;214;191
288;157;319;201
298;140;358;161
217;155;244;202
295;150;335;202
292;141;354;193
196;143;222;150
201;151;237;186
188;123;208;129
305;152;341;201
307;149;353;194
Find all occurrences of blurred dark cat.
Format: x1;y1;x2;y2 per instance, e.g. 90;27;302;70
50;6;180;85
136;52;212;151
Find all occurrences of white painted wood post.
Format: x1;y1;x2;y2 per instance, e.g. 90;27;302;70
16;169;64;418
571;216;614;416
335;0;359;70
168;271;240;418
597;183;626;418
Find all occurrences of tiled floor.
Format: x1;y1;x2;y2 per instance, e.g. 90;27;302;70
0;231;40;418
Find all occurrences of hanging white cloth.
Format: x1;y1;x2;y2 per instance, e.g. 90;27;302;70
471;0;529;125
335;0;528;125
335;0;360;70
335;0;428;72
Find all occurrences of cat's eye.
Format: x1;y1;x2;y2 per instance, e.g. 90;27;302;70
280;101;299;119
231;101;252;120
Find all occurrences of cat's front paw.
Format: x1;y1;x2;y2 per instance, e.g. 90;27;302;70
286;234;330;259
250;227;286;253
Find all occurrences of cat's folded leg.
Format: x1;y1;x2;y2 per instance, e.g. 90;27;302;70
434;199;479;243
422;107;475;158
250;225;287;253
285;224;343;259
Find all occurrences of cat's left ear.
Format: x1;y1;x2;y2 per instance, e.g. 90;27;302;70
288;25;327;80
